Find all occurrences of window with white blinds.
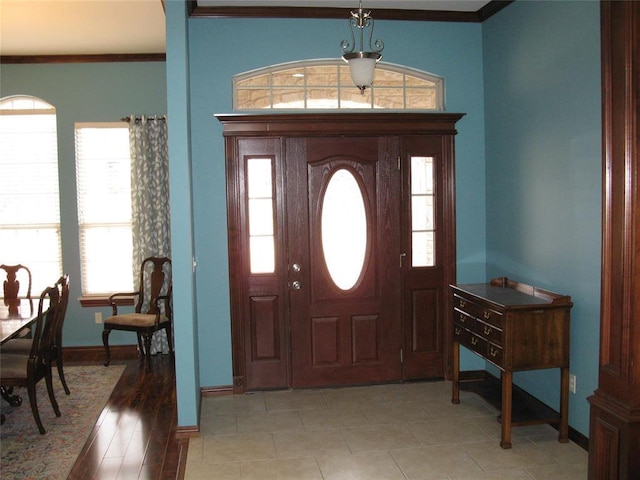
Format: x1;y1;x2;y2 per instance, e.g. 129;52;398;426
75;123;133;295
0;95;63;295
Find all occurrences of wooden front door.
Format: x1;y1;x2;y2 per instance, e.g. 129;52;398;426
220;113;463;392
286;136;402;387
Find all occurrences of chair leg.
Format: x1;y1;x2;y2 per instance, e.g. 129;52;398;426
164;324;174;356
45;370;61;417
57;358;70;395
54;346;70;395
27;382;45;434
55;335;70;395
102;328;112;367
143;334;152;371
136;333;144;357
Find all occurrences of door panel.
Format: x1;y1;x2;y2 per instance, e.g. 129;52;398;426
287;137;402;388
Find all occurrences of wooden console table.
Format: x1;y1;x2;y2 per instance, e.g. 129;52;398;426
450;277;572;448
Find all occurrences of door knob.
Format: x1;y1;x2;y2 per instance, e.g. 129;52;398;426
292;263;301;272
292;280;302;290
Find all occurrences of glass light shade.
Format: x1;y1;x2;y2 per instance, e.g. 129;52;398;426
343;52;381;89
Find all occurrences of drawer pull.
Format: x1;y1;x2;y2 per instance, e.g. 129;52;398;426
459;300;466;308
489;346;499;357
459;314;466;323
471;336;478;346
484;325;492;336
483;311;491;320
454;327;461;335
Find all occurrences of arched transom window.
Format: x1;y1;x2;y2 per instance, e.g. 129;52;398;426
234;60;444;110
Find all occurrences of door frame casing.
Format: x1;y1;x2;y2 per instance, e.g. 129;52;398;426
218;113;464;393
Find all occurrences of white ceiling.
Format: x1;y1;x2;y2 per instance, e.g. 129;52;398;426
0;0;490;56
0;0;166;56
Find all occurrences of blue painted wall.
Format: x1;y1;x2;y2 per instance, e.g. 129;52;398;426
0;61;167;350
0;0;602;437
482;1;601;436
186;16;487;390
165;0;200;428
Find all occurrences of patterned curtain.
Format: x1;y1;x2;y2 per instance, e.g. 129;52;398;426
128;115;171;354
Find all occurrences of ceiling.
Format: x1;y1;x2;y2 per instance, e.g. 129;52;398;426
0;0;491;57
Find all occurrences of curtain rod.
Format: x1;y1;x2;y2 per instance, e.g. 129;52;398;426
120;115;167;123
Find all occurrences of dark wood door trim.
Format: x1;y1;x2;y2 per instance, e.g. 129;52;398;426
219;113;464;392
217;113;464;137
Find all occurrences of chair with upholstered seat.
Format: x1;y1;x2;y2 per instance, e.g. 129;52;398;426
2;275;71;394
102;257;172;370
0;284;63;434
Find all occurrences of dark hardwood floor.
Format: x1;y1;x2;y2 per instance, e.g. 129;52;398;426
66;355;187;480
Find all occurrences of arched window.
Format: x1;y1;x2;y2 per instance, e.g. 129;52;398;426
234;60;444;111
0;95;62;293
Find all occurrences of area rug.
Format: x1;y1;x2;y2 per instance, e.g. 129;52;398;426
1;364;126;480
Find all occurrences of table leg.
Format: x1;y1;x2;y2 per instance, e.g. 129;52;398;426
500;370;513;449
452;340;460;404
559;366;569;442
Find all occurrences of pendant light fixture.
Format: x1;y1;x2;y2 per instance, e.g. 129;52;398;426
340;0;384;94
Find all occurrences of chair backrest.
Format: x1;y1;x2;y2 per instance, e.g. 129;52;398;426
135;257;172;318
28;285;62;368
53;274;70;343
1;264;32;301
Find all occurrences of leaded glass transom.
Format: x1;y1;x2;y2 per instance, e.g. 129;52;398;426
234;60;444;111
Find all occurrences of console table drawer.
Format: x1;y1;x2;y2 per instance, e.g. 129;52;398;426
453;323;470;343
477;307;503;329
454;294;503;329
454;309;475;329
487;342;503;365
475;318;503;345
468;332;488;357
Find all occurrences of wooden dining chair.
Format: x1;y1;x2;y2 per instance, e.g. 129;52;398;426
1;264;33;319
1;264;32;301
2;275;71;394
0;284;63;434
2;264;34;338
102;257;172;370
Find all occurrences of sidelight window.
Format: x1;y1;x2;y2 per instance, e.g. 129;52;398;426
410;156;435;267
247;158;275;274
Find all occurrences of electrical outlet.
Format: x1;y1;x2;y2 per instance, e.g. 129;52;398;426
569;373;577;394
94;312;103;324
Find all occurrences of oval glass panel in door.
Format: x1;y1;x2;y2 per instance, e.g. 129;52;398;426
321;168;368;290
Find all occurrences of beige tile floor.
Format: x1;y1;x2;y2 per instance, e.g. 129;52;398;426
185;381;588;480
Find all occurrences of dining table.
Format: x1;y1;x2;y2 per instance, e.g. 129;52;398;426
1;297;36;344
1;297;39;417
